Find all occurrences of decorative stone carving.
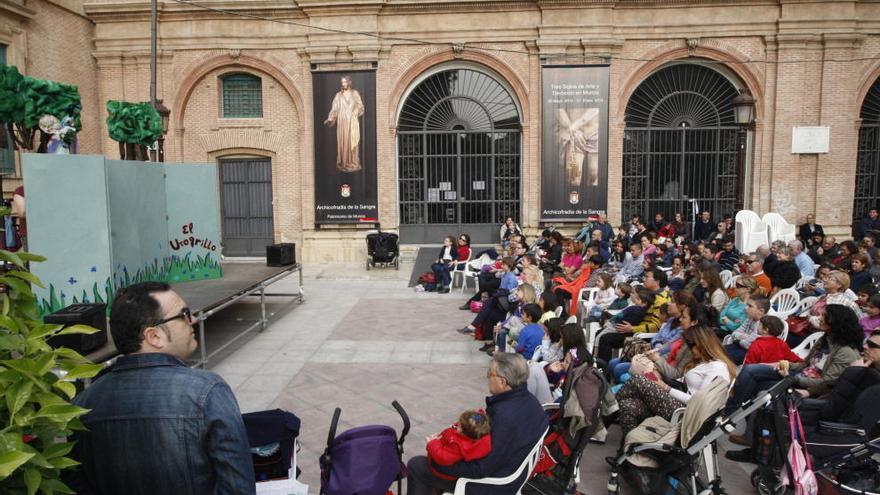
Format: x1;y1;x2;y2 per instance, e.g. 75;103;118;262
228;49;241;60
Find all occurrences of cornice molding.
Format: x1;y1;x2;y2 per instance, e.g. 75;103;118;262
0;0;33;20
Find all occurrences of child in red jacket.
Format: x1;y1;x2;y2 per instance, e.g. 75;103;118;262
743;315;803;366
426;409;492;480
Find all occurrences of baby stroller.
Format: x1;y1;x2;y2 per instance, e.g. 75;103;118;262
524;365;607;495
366;230;400;270
608;377;792;495
750;383;880;495
319;400;410;495
242;409;302;482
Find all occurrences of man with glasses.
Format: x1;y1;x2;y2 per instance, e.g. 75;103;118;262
406;353;548;494
67;282;255;494
744;253;772;296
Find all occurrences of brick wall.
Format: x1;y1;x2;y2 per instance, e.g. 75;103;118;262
76;0;880;260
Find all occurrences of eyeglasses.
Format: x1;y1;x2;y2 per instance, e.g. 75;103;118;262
746;258;758;263
735;283;748;289
867;339;880;350
156;307;194;326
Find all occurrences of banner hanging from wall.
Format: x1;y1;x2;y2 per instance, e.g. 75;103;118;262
313;70;378;224
541;65;609;221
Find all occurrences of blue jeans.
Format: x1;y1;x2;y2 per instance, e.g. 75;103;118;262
724;364;781;415
724;343;748;365
431;262;453;288
608;358;632;383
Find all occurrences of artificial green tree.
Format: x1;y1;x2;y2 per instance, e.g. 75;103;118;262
105;101;163;161
0;66;82;152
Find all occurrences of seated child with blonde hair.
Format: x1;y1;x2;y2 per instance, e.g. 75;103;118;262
426;410;492;479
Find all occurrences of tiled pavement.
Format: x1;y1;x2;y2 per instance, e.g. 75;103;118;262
208;261;756;494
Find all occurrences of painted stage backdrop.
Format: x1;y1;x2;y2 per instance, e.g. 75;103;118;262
22;154;222;316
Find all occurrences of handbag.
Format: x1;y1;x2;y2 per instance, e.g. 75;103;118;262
621;337;652;362
786;316;811;337
781;402;818;495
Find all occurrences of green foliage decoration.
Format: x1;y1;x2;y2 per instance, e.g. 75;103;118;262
0;65;82;151
105;101;163;147
0;247;102;495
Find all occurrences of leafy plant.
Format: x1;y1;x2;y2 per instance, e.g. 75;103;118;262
0;249;103;495
105;101;162;147
0;65;82;151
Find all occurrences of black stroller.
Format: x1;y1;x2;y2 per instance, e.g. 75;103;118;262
524;365;607;495
750;383;880;495
608;377;793;495
319;400;410;495
366;230;400;270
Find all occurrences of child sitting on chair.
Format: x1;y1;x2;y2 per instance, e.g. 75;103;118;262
742;315;803;366
426;410;492;480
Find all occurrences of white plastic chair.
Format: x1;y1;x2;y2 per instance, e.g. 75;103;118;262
794;275;812;290
720;270;734;289
797;296;818;316
735;210;769;254
554;306;564;318
769;288;800;319
793;332;823;359
577;287;600;323
443;427;549;495
585;322;602;354
762;212;797;244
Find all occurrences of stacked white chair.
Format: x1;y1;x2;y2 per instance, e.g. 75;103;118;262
734;210;769;254
762;212;797;244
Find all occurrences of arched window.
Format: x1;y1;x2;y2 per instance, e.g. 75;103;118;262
854;77;880;227
397;67;521;243
221;73;263;118
622;63;742;222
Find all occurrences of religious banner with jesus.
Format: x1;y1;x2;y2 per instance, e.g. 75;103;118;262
313;70;377;224
541;65;609;221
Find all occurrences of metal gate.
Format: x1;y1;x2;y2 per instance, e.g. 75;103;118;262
622;63;742;222
854;78;880;225
218;157;274;257
397;68;521;244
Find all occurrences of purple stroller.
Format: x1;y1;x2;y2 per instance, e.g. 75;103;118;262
319;401;410;495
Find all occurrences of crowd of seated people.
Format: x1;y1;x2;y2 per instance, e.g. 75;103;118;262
440;209;880;476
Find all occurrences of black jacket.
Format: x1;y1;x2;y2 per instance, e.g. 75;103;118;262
437;246;459;263
434;385;548;492
693;220;714;242
820;366;880;424
799;223;824;245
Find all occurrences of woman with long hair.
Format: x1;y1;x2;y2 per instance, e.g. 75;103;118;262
724;304;864;416
700;267;729;312
616;325;735;434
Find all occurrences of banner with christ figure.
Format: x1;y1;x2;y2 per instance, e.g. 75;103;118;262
541;65;609;221
313;70;378;224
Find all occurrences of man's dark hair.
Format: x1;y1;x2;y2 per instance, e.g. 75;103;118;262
630;242;642;251
521;303;543;323
723;213;733;221
110;281;172;354
722;235;735;245
649;267;668;288
589;254;605;266
759;315;784;337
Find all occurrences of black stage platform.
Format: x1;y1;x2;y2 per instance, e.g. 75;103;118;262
86;262;304;367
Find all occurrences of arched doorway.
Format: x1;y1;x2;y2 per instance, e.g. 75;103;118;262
854;77;880;228
622;63;743;223
217;156;274;257
397;67;521;244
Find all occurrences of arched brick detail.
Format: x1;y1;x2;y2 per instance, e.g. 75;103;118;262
198;130;286;154
855;62;880;120
388;50;530;126
617;46;765;123
172;54;304;130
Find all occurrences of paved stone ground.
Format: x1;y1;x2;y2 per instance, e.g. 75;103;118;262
206;261;756;494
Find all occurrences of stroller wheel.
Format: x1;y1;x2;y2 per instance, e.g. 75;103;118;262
394;257;399;270
366;259;371;270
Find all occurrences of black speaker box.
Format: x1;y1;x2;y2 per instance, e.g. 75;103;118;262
267;243;296;267
45;303;108;354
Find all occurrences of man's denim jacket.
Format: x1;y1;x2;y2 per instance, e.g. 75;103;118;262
67;352;256;494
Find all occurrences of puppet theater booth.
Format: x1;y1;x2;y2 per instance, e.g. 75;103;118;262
22;154;303;367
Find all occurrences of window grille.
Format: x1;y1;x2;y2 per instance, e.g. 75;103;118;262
855;78;880;224
222;74;263;118
622;64;742;222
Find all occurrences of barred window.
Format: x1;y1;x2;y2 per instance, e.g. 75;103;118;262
221;74;262;118
0;43;6;65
